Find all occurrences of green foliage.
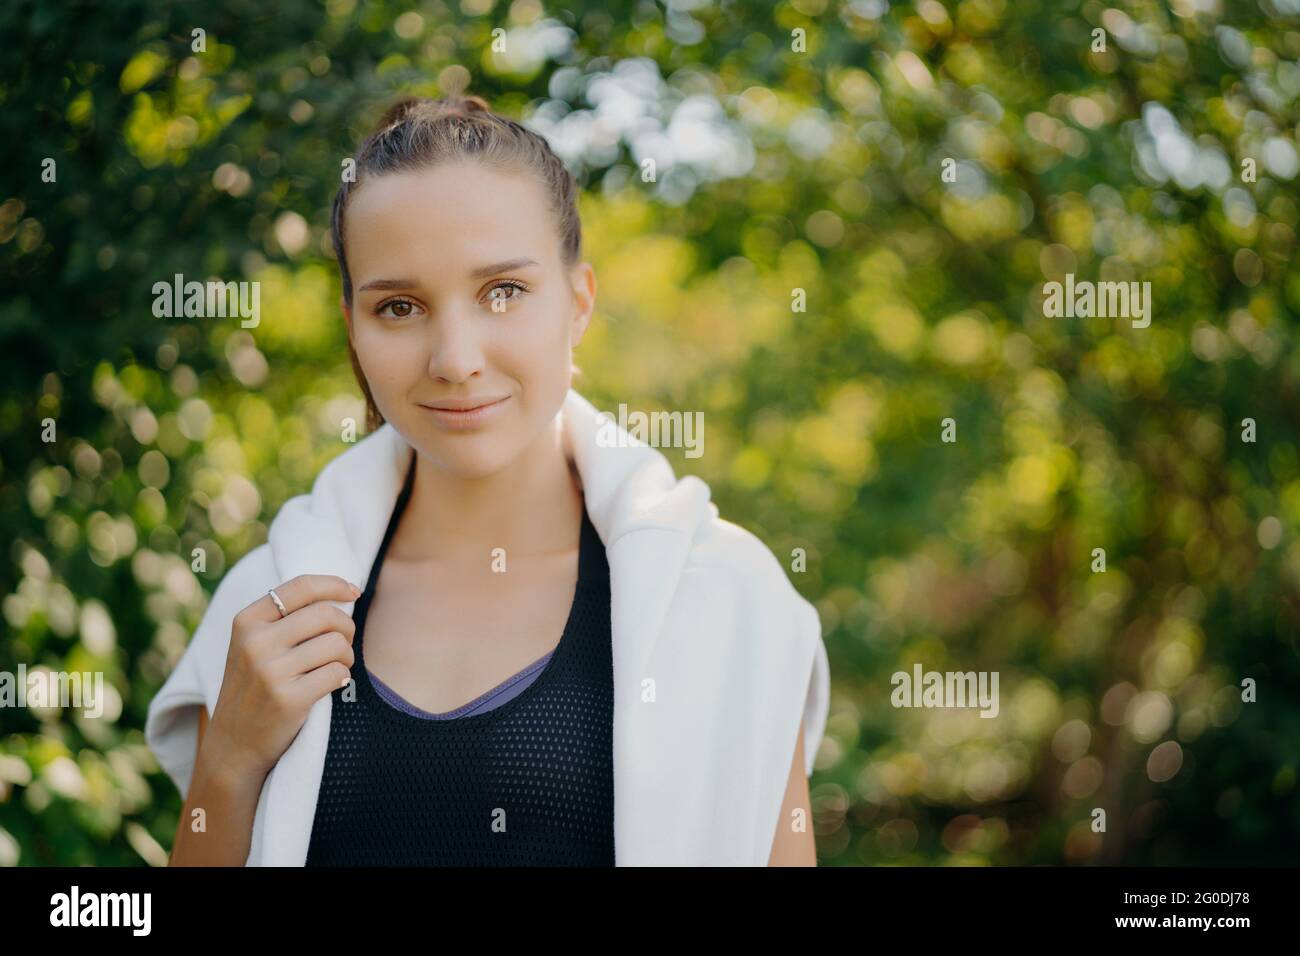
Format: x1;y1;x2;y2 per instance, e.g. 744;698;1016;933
1;0;1297;865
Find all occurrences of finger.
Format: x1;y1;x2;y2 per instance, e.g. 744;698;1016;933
240;574;360;627
290;659;354;709
277;630;355;680
269;601;357;652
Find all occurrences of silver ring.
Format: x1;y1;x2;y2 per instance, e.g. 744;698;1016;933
267;587;288;618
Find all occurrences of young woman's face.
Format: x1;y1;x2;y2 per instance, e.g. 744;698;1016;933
342;160;594;477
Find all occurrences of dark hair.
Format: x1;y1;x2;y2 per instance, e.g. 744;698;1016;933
333;94;583;432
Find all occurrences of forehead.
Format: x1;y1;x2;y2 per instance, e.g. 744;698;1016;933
344;161;557;273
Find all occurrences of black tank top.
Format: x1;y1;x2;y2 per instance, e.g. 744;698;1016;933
305;451;615;866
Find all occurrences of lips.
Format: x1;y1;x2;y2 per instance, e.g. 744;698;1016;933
421;396;508;412
418;395;512;430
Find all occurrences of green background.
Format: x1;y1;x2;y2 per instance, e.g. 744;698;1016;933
1;0;1298;865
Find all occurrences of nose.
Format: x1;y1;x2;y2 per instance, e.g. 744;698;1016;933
426;307;485;384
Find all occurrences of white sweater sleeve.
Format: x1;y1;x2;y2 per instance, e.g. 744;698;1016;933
797;594;831;778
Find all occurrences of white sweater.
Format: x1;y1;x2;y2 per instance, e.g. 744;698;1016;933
145;387;831;865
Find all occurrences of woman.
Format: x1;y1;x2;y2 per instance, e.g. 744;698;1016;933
146;94;831;866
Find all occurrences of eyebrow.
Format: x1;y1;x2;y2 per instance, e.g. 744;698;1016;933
470;257;540;279
357;277;419;292
357;258;541;293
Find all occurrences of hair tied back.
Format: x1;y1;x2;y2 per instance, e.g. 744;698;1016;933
440;94;491;118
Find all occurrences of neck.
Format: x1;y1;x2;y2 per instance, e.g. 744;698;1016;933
391;415;584;564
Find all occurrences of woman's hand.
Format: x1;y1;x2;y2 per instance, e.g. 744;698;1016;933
169;574;360;865
202;574;361;784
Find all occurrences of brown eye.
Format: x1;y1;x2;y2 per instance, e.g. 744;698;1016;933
486;280;529;307
378;298;419;318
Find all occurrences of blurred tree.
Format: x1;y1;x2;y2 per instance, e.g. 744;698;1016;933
0;0;1296;866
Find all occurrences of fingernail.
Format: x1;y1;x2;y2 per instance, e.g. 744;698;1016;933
349;583;361;596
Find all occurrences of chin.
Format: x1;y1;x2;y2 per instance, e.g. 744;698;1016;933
411;433;521;480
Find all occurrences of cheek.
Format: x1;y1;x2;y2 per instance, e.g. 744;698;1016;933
353;328;425;393
538;290;580;353
496;298;573;367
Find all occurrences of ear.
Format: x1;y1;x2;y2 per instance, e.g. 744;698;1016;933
568;261;596;348
341;296;352;335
